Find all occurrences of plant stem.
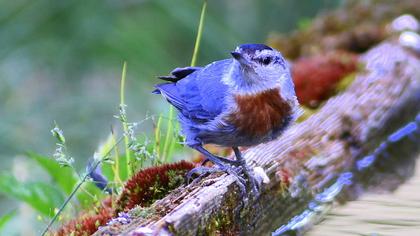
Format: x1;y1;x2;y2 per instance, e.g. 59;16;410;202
120;61;132;177
154;114;162;164
191;0;207;67
111;125;122;185
162;107;174;162
41;137;124;236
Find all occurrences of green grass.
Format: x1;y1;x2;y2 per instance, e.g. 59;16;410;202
119;61;132;177
161;0;208;162
1;1;209;235
0;211;16;233
41;0;208;234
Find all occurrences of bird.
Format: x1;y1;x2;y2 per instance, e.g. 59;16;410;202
153;44;301;195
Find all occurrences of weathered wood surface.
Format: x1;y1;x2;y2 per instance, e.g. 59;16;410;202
96;42;420;236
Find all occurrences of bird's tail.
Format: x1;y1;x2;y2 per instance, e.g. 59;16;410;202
156;66;201;82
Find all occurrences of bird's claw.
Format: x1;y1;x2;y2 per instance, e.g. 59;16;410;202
186;165;247;197
186;166;216;184
187;146;264;201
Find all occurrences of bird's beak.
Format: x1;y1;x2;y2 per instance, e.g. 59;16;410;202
231;51;251;67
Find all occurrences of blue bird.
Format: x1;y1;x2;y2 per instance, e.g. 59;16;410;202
153;44;301;195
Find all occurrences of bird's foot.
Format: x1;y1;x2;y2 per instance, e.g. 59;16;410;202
186;164;247;196
194;161;262;199
231;147;262;199
190;145;264;200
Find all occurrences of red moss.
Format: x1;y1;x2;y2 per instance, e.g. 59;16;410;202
55;161;194;235
292;51;358;108
54;199;113;236
116;160;195;213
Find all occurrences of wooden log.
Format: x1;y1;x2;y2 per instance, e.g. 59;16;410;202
95;42;420;236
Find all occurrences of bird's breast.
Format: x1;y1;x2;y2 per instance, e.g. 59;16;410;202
227;87;292;139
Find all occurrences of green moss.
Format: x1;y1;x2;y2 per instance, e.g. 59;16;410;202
167;170;186;189
166;223;177;235
129;206;155;219
203;186;241;235
335;73;356;93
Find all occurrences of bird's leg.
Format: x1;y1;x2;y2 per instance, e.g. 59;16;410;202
232;147;259;196
198;147;241;166
187;145;246;195
193;145;225;166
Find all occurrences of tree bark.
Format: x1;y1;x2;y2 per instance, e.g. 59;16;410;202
95;42;420;236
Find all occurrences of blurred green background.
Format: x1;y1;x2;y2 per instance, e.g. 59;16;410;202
0;0;340;234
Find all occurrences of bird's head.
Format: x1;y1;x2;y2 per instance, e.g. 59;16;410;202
229;44;291;95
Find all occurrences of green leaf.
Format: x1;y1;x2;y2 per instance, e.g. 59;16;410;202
0;210;16;232
0;174;65;217
25;152;78;194
26;152;106;210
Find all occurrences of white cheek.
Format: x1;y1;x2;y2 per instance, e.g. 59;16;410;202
279;73;297;101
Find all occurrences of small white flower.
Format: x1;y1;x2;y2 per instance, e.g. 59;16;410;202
50;123;74;167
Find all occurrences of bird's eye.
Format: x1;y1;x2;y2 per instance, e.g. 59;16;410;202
260;57;271;65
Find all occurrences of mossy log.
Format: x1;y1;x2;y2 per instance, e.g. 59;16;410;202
95;42;420;236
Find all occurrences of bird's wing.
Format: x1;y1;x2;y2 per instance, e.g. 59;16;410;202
154;59;232;122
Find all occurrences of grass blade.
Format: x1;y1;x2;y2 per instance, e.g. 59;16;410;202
0;210;16;232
